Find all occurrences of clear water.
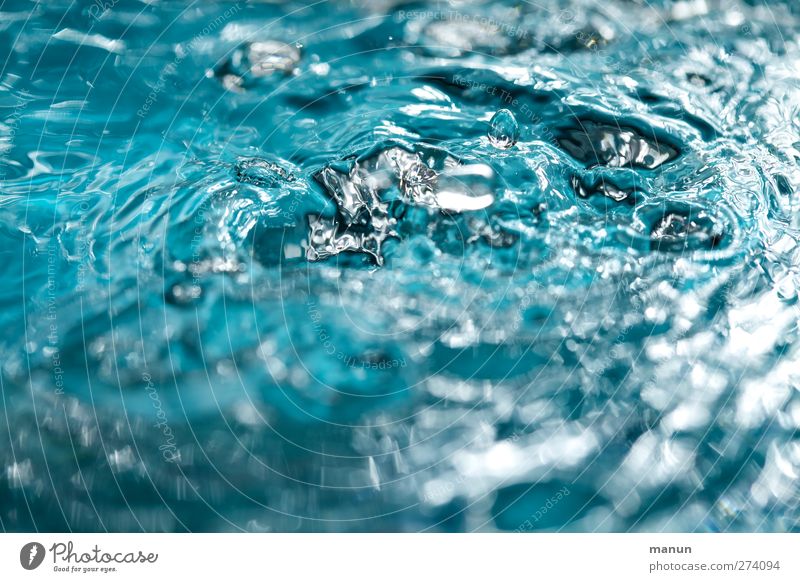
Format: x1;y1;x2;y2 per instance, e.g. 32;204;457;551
1;0;800;532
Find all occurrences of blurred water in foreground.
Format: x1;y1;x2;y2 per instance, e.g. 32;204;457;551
1;0;800;532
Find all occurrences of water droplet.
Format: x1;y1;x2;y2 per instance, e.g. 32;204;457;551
488;109;519;149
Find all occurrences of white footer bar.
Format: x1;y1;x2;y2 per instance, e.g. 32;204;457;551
1;534;797;580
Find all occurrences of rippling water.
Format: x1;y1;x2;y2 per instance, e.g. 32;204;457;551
2;0;800;532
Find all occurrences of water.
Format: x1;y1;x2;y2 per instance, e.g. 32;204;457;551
1;0;799;532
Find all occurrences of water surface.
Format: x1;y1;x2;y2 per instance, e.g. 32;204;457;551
1;0;800;532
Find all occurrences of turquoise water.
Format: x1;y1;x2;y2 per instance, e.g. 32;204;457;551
1;0;800;532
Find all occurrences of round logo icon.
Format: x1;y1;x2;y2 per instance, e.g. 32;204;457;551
20;542;46;570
